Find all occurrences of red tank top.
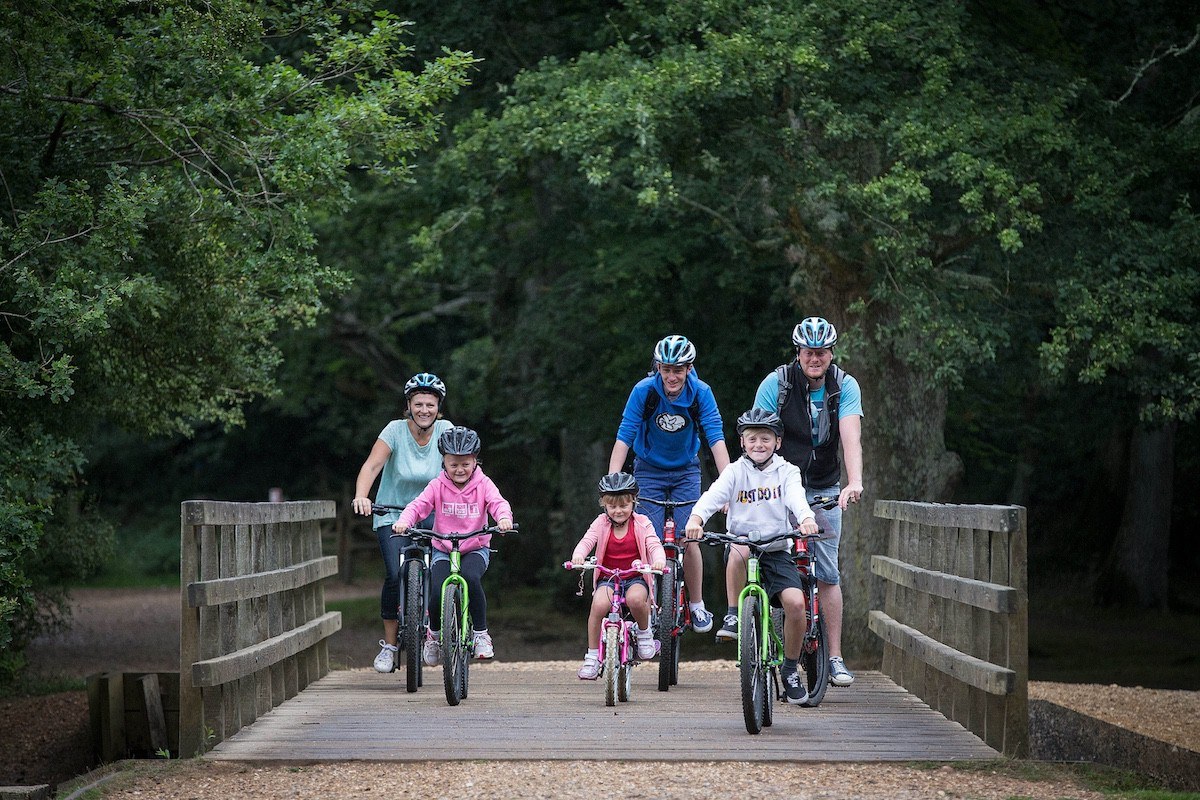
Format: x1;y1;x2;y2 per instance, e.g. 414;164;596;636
602;524;639;571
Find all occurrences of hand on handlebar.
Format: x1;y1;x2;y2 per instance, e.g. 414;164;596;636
797;516;819;536
838;483;864;510
391;521;408;535
352;497;373;516
497;517;513;532
684;514;704;540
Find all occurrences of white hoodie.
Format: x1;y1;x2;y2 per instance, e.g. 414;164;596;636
690;454;816;553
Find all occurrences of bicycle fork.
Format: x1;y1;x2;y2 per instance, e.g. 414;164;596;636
735;558;782;668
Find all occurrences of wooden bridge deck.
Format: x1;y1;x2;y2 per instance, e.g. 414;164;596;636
205;661;999;762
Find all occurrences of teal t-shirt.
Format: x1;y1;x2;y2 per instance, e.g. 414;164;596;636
373;418;453;528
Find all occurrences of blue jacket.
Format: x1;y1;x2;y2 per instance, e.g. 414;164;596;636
615;370;725;470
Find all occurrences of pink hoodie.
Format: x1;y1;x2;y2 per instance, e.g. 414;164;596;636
397;467;513;554
571;512;666;588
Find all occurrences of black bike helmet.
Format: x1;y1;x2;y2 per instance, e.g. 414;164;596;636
597;471;639;496
736;408;784;437
437;426;481;456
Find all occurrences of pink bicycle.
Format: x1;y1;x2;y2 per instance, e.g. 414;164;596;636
564;560;662;706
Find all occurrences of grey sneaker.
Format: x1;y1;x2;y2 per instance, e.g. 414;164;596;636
783;670;809;704
715;614;738;642
830;656;855;686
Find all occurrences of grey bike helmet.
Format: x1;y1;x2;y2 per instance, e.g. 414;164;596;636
792;317;838;349
437;426;481;456
653;334;697;365
598;471;639;496
736;408;784;437
404;372;446;400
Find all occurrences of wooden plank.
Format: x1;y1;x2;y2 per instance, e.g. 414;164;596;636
868;610;1015;696
191;612;342;688
182;500;336;527
870;556;1018;612
186;556;339;608
178;513;202;757
874;501;1021;533
207;667;999;763
139;673;169;754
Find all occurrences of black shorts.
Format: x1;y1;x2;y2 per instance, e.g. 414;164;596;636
757;550;804;605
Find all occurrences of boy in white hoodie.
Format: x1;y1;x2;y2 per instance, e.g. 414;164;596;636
684;408;818;704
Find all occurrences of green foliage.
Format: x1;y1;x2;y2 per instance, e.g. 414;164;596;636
0;0;472;685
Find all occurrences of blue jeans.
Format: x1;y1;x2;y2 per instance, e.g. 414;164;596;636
633;457;702;539
807;484;842;585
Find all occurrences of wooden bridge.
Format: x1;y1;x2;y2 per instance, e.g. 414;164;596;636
172;499;1026;762
205;664;999;761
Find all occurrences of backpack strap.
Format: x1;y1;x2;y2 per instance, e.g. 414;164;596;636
775;364;792;411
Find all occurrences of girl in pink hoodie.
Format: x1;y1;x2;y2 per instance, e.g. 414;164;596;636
394;426;513;663
569;472;666;680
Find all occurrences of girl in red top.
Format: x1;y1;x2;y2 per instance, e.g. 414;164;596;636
569;472;666;680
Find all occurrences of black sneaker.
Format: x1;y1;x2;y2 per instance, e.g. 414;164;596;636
783;670;809;705
715;614;738;642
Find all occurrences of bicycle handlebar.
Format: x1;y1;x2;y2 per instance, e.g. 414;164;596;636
389;523;519;541
562;560;663;577
699;528;825;549
370;502;406;513
811;495;840;510
637;496;700;509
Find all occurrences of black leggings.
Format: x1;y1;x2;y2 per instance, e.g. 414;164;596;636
428;551;488;632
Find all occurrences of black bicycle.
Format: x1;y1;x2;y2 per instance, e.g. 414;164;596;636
637;494;699;692
371;503;432;693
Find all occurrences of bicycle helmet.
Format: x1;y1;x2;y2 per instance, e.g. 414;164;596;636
437;426;481;456
653;334;697;365
597;471;639;496
404;372;446;400
792;317;838;349
736;408;784;437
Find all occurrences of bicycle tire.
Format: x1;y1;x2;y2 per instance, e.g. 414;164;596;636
604;625;619;707
763;667;776;727
402;559;424;693
801;615;830;708
618;656;632;703
764;611;780;728
739;595;765;734
442;583;464;706
656;567;679;692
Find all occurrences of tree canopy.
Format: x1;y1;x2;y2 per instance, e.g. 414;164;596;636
0;0;473;680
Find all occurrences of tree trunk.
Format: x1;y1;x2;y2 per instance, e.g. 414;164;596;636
840;343;964;664
1112;421;1175;610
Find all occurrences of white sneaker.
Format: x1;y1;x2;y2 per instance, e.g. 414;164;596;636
578;656;600;680
637;635;658;660
422;633;441;666
373;640;398;673
473;630;494;659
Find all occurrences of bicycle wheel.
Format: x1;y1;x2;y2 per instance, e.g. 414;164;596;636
618;656;632;703
763;611;780;728
603;625;619;707
402;559;424;693
656;567;678;692
801;615;830;708
442;583;464;706
739;595;765;734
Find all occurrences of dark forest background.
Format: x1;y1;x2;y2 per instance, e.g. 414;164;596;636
3;0;1198;686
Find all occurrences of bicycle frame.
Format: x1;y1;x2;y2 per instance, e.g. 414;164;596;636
638;493;698;692
736;547;785;670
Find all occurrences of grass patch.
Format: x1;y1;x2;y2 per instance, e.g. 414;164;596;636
0;673;86;700
936;759;1196;798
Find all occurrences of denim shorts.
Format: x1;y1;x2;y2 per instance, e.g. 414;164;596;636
807;484;842;585
596;575;651;595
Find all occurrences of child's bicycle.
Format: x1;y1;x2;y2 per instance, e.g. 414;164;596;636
637;494;699;692
395;523;518;706
371;503;430;693
700;528;802;734
564;559;662;707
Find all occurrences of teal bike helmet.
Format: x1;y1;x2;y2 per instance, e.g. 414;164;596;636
653;335;697;365
404;372;446;400
792;317;837;349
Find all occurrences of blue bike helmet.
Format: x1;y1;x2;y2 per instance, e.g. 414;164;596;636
404;372;446;400
653;334;697;365
438;426;480;456
792;317;837;349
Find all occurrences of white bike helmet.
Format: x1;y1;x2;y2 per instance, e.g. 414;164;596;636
404;372;446;400
792;317;838;349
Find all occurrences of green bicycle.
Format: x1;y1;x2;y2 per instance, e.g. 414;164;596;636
398;524;517;706
700;529;798;734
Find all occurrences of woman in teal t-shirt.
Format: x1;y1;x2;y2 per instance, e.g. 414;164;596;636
352;373;453;673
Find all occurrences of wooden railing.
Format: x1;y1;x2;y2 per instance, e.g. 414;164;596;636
869;501;1028;757
179;500;341;756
